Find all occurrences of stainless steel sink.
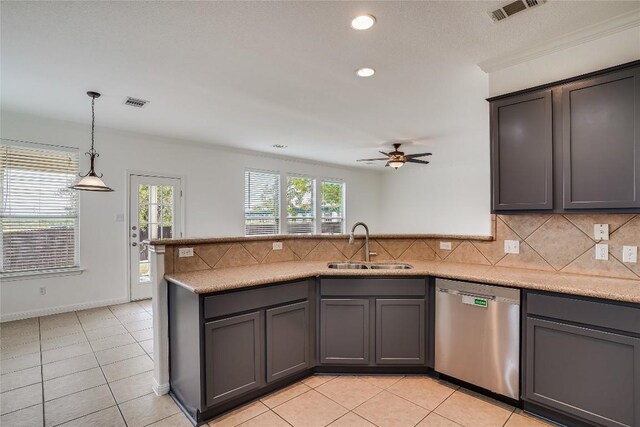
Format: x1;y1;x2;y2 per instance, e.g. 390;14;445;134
369;263;413;270
326;262;413;270
327;262;369;269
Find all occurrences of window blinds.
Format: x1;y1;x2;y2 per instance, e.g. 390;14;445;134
286;176;315;234
321;180;345;234
1;143;79;273
244;170;280;235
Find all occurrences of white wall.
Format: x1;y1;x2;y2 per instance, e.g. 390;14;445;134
488;25;640;97
0;111;382;320
377;64;493;236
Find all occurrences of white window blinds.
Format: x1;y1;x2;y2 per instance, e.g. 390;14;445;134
321;180;345;234
286;176;315;234
245;170;280;235
1;143;80;273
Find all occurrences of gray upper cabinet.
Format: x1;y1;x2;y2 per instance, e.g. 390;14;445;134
320;299;370;365
266;301;310;383
204;311;263;407
489;61;640;213
375;299;425;365
562;68;640;209
491;90;553;211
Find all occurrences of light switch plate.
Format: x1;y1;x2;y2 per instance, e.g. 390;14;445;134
272;242;283;250
595;244;608;261
178;247;194;257
439;242;452;250
504;240;520;254
594;224;609;241
623;246;638;263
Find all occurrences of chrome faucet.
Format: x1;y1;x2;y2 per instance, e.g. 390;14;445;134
349;222;376;262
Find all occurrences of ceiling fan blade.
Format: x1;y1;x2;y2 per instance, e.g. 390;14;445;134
378;151;390;157
406;159;430;164
405;153;432;158
356;158;389;162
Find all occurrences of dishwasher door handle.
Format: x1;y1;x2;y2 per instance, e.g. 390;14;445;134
438;288;496;301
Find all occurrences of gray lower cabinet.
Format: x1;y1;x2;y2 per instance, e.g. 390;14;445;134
375;299;425;365
204;311;263;407
320;299;370;365
523;292;640;427
266;301;310;382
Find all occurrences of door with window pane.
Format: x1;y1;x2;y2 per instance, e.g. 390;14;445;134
129;174;182;300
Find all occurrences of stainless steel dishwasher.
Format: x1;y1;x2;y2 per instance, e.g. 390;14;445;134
435;278;520;399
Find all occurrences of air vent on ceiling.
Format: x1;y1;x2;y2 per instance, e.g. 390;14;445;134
488;0;545;22
124;97;149;108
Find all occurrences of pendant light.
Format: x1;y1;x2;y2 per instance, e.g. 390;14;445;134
70;91;114;192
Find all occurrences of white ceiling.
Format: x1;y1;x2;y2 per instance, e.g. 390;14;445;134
2;1;638;167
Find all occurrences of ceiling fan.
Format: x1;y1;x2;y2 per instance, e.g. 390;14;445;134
357;143;431;169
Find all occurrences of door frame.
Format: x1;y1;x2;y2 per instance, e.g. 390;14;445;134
126;170;186;301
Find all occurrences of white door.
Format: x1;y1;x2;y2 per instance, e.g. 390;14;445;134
129;174;182;301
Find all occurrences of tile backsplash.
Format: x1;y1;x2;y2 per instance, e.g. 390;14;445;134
165;214;640;280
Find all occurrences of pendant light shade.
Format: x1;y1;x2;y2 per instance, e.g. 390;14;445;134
70;91;113;192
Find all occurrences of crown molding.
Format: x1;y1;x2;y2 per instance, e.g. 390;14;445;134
479;9;640;73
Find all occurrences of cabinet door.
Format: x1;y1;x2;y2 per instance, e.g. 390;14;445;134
320;299;370;365
562;68;640;209
266;301;309;383
204;311;263;407
525;317;640;427
491;90;553;211
375;299;425;365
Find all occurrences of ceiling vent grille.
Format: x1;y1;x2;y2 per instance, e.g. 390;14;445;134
488;0;545;22
124;97;149;108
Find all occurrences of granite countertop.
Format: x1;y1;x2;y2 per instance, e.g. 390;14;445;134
165;260;640;304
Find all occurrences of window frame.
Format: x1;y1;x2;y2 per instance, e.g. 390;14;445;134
285;173;316;235
244;168;282;236
318;178;346;235
1;139;82;278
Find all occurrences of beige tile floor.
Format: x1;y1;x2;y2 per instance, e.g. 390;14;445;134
1;302;556;427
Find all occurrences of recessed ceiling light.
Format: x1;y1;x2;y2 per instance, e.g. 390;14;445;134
272;144;288;149
351;14;376;30
356;67;375;77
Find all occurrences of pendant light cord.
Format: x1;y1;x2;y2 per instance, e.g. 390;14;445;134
89;95;97;156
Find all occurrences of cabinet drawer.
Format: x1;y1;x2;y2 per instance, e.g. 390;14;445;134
320;278;426;296
526;291;640;335
204;280;310;319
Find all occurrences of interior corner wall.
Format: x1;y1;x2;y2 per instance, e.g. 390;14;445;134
0;111;382;320
488;25;640;97
376;64;493;236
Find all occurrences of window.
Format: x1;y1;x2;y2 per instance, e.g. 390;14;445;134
1;143;79;274
244;170;280;235
286;176;315;234
321;180;345;234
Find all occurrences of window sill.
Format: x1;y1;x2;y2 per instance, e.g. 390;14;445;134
1;267;84;282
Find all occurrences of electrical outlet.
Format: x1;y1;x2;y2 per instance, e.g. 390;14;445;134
40;287;46;295
595;244;609;261
439;242;452;250
272;242;283;250
178;247;194;257
594;224;609;241
623;246;638;263
504;240;520;254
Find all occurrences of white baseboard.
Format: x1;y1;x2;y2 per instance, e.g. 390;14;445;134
0;297;130;322
153;379;170;396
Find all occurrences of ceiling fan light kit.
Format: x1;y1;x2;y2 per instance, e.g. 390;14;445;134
357;142;431;170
